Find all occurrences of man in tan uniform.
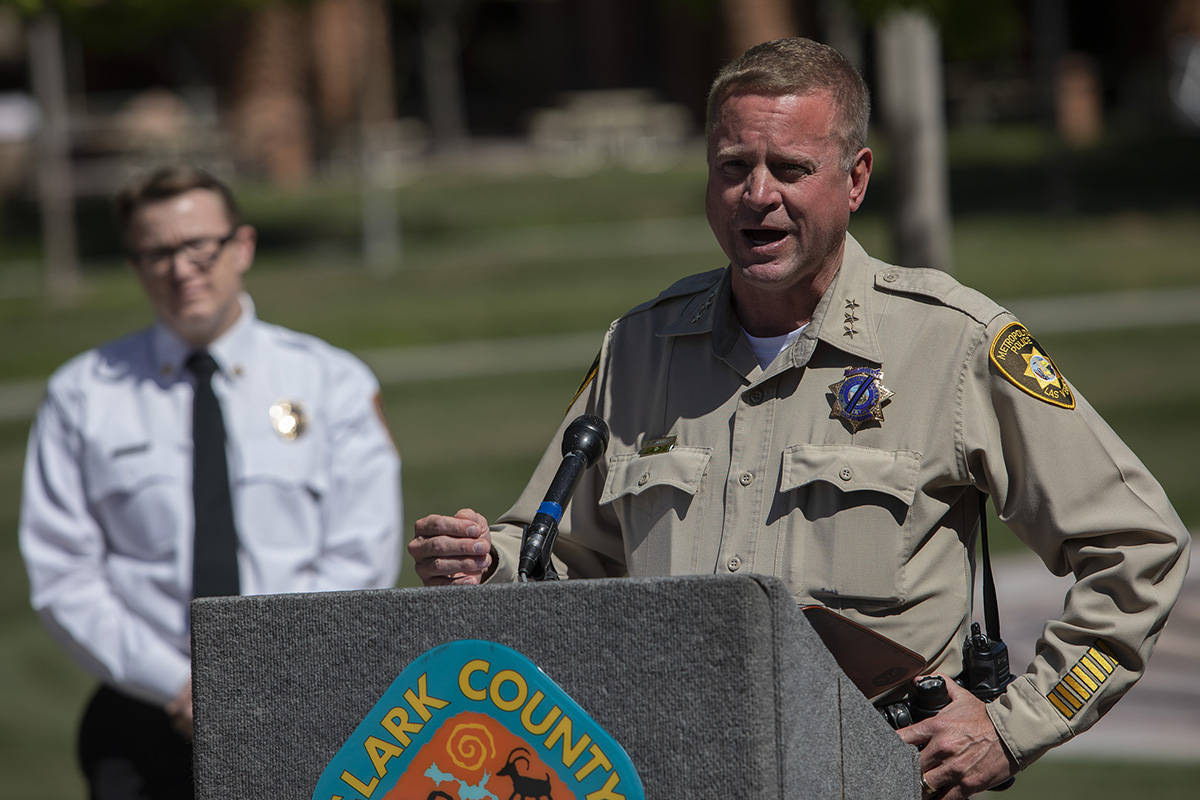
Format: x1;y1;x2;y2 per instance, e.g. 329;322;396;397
410;38;1190;799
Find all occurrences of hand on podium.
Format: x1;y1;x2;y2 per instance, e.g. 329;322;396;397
410;509;494;585
896;676;1018;799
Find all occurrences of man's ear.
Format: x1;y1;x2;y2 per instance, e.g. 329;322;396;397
232;225;257;275
848;147;872;212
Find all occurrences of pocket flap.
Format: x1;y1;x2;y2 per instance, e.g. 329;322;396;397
85;442;178;501
600;446;712;505
238;435;328;494
781;444;920;505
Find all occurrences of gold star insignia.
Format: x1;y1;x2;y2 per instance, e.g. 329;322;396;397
1022;347;1061;390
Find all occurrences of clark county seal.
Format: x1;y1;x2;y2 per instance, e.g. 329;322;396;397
989;322;1076;409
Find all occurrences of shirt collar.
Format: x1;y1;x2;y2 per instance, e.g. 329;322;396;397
656;268;760;376
658;233;885;361
151;293;257;380
809;232;885;364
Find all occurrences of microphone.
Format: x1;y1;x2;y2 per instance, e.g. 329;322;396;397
517;414;610;581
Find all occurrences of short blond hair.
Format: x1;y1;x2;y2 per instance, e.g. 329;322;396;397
706;37;870;170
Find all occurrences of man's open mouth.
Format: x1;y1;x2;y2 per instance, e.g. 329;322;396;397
743;229;786;246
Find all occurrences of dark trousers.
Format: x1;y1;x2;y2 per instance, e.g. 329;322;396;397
77;686;193;800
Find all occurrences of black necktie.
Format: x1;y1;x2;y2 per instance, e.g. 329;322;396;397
187;351;240;597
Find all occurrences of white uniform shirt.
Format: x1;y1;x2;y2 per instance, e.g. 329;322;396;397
19;296;402;705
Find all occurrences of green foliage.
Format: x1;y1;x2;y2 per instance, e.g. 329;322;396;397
853;0;1022;61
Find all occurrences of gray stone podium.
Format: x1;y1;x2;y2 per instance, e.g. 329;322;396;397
190;573;919;799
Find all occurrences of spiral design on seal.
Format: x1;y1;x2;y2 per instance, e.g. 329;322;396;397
446;722;496;772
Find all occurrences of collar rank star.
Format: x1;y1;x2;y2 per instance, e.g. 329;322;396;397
269;401;307;440
829;367;893;432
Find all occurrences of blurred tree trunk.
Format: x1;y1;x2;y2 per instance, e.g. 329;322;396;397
311;0;396;132
1032;0;1076;212
876;9;952;271
231;2;312;187
311;0;359;132
421;0;467;150
719;0;798;57
27;11;80;297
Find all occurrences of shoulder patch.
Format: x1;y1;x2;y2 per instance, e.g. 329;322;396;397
989;322;1075;409
565;351;600;415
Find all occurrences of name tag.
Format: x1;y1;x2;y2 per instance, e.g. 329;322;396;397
638;435;677;456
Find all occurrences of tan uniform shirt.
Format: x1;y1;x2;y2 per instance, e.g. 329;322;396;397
488;234;1190;767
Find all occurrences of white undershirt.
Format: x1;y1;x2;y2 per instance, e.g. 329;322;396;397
743;324;808;368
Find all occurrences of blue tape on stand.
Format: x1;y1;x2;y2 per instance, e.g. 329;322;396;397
537;501;564;523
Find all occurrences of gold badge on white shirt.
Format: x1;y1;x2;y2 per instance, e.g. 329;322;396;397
269;401;307;440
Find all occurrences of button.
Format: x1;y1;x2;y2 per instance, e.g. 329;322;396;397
748;389;764;404
883;271;899;282
727;556;741;572
637;472;649;486
839;467;853;481
739;472;754;486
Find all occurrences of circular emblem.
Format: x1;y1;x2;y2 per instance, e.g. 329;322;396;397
837;373;880;423
1027;353;1056;383
268;401;307;440
828;367;894;432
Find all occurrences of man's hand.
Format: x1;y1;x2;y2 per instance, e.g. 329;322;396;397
897;675;1018;799
165;678;194;741
410;509;494;585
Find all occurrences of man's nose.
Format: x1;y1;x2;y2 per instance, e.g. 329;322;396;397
743;167;781;211
168;248;200;276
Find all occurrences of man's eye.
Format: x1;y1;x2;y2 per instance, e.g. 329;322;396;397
777;164;812;179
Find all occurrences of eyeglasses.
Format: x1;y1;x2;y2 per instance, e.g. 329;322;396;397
129;228;240;275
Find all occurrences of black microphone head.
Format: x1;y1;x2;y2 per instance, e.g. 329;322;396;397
561;414;609;467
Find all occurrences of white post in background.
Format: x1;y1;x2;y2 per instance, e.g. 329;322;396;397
27;11;80;297
876;10;953;272
358;0;400;274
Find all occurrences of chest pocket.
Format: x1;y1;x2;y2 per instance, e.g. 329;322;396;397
85;442;180;501
84;441;186;559
777;443;921;604
237;434;329;497
599;446;711;552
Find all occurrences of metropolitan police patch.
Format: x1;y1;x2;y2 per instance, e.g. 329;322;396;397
989;322;1075;409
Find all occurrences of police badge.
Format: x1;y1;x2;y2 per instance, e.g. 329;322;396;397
268;401;307;440
829;367;894;432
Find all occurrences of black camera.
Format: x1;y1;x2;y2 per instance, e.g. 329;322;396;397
880;622;1016;790
881;622;1013;728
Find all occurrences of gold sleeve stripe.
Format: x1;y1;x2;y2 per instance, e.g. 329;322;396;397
1055;684;1084;709
1062;672;1090;701
1056;690;1084;714
1080;654;1108;682
1089;645;1118;673
1071;664;1099;692
1047;641;1120;720
1048;692;1075;717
